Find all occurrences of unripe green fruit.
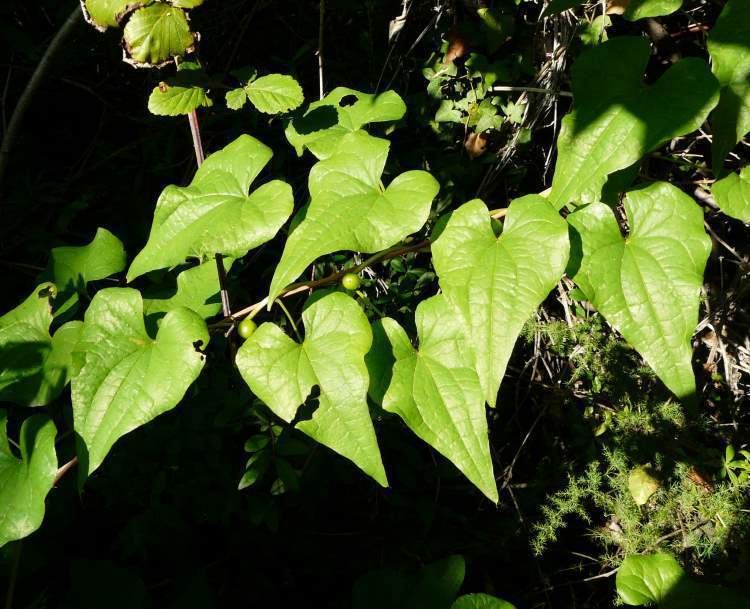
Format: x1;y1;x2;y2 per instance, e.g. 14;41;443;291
341;273;361;291
237;318;257;339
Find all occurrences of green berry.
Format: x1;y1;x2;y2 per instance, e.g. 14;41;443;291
237;318;257;339
341;272;361;291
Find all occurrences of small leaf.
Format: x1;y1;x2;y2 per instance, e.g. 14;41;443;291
226;88;248;110
708;0;750;172
122;4;196;67
268;131;438;303
244;434;270;452
170;0;204;7
0;412;58;548
148;62;213;116
72;288;209;477
238;451;270;489
549;37;719;208
82;0;132;30
432;197;569;407
567;182;711;400
452;594;517;609
370;296;497;502
128;135;293;281
42;227;126;316
235;292;387;486
628;467;660;506
244;74;304;114
711;166;750;223
285;87;407;159
0;285;82;406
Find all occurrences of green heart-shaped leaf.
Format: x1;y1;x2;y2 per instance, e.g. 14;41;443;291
123;4;196;66
0;412;57;548
432;197;569;407
567;181;711;400
549;37;719;208
285;87;406;159
369;295;497;502
128;135;293;281
72;288;209;477
708;0;750;172
712;165;750;223
268;131;438;303
0;284;83;407
236;291;387;486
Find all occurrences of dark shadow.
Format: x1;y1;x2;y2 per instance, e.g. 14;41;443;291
292;105;338;135
0;341;50;404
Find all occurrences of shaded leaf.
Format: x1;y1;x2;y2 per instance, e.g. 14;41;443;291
566;181;710;400
452;594;517;609
128;135;293;281
235;291;387;486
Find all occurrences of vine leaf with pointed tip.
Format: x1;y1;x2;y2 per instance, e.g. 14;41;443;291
285;87;406;159
432;197;569;407
235;291;387;486
708;0;750;173
0;412;58;548
82;0;133;30
123;4;196;67
368;295;497;502
567;181;710;401
72;288;209;478
712;166;750;223
0;284;83;407
148;61;213;116
268;131;438;303
41;227;126;316
128;135;293;281
549;37;719;208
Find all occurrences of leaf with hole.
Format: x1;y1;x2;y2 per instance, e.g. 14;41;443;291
549;37;719;208
235;291;387;486
0;412;58;548
72;288;209;478
268;131;438;303
367;295;497;502
128;135;293;281
566;181;710;400
432;197;569;407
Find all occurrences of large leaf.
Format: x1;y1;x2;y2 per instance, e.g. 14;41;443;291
452;594;517;609
567;181;711;400
708;0;750;172
148;61;212;116
369;296;497;502
122;4;196;66
128;135;293;281
82;0;132;30
549;37;719;208
353;555;465;609
235;291;387;486
244;74;304;114
617;553;750;608
42;227;126;316
0;412;57;548
285;87;406;159
712;165;750;223
432;197;569;407
268;132;438;302
71;288;208;477
0;284;82;407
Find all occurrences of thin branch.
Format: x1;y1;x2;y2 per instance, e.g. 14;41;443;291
317;0;325;100
0;5;82;196
490;85;572;98
54;456;78;485
187;110;205;166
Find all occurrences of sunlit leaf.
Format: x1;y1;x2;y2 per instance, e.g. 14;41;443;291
245;74;304;114
122;4;196;66
712;165;750;223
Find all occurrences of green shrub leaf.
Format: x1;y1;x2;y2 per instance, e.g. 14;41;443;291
268;131;438;303
122;4;196;66
708;0;750;172
128;135;293;281
370;295;497;502
0;412;58;548
244;74;304;114
452;594;517;609
0;284;82;407
712;165;750;223
567;182;711;400
621;0;683;21
82;0;132;30
42;227;126;316
235;291;387;486
432;197;569;407
72;288;209;477
285;87;407;159
148;62;212;116
549;37;719;208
